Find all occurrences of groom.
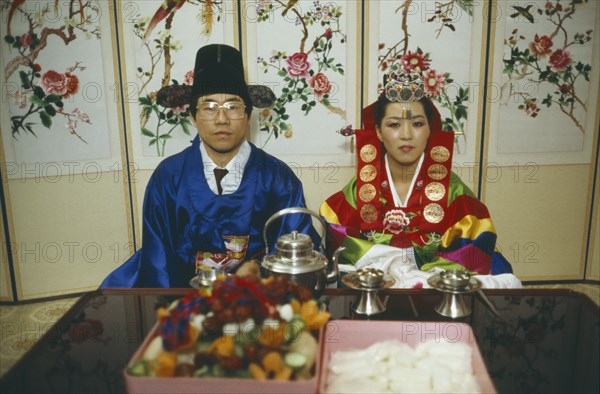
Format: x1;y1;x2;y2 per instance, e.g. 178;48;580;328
101;44;315;287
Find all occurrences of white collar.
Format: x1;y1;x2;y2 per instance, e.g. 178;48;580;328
199;140;251;194
384;153;424;208
199;139;251;169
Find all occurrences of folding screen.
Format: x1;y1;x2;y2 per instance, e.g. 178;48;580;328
484;0;599;279
1;1;132;298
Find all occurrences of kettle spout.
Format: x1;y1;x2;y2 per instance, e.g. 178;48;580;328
326;246;346;283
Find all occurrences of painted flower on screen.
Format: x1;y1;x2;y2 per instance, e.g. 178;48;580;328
529;34;553;57
156;84;191;115
39;70;68;96
183;70;194;86
423;69;448;98
4;0;99;142
286;52;311;78
502;2;592;132
39;70;80;99
308;72;332;98
256;1;345;143
559;84;572;93
549;49;572;72
19;33;33;48
63;73;79;98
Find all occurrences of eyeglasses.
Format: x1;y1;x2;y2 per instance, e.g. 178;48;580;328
196;101;247;120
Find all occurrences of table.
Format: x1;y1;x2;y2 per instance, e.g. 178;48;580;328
1;288;598;393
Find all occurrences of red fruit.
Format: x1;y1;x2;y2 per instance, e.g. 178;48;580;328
194;352;216;369
174;363;196;377
243;343;260;362
218;309;235;324
235;305;251;322
211;298;225;313
219;355;243;371
297;286;314;302
202;315;222;335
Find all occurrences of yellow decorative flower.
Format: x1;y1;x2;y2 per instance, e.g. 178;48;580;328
260;108;271;118
300;300;330;331
249;351;292;381
209;335;235;357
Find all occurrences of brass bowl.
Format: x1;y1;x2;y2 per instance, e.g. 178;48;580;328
356;268;385;289
190;269;229;288
439;269;471;290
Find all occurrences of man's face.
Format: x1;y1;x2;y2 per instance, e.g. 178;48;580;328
192;93;249;165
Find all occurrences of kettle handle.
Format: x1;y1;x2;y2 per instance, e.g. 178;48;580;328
263;207;327;254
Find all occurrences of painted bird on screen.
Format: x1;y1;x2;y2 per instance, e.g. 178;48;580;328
281;0;299;17
510;5;535;23
144;0;188;40
144;0;216;39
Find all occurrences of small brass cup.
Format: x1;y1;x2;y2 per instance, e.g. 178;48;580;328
439;269;471;291
353;268;386;316
356;268;385;289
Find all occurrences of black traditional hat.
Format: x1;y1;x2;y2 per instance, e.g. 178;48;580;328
190;44;275;108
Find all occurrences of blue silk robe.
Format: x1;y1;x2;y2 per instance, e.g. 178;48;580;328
101;136;314;288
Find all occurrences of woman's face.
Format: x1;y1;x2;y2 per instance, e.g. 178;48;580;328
376;101;431;171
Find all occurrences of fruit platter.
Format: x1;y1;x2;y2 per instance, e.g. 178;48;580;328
124;275;329;394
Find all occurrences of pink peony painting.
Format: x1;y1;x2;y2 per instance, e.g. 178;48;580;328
256;1;346;143
3;1;100;143
502;1;593;133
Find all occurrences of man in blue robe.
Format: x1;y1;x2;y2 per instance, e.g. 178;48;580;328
101;44;314;287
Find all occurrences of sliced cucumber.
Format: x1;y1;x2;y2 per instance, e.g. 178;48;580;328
211;365;225;377
194;365;210;377
234;343;245;358
127;361;148;376
284;351;308;370
285;319;305;342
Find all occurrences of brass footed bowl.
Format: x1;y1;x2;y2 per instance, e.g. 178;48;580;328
439;269;471;291
356;268;385;289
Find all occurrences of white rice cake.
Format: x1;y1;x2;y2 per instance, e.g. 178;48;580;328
325;340;480;393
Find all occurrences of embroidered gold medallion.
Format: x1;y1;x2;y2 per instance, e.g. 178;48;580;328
427;164;448;180
423;203;444;224
360;204;378;223
430;146;450;163
359;164;377;182
425;182;446;201
359;183;376;202
360;144;377;163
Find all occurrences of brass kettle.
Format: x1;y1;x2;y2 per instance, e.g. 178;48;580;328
261;207;344;296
